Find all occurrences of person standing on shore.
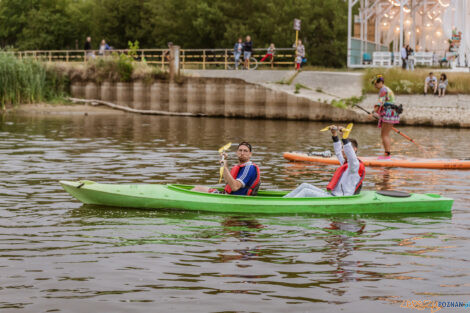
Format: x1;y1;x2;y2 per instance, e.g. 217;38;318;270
371;75;400;159
233;38;243;70
98;39;110;56
400;44;407;69
294;39;306;69
406;45;414;71
84;36;94;60
243;36;253;70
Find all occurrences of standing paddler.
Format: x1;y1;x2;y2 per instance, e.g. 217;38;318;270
371;75;401;160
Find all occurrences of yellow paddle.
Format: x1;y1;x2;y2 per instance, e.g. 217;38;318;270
320;123;354;138
218;142;232;183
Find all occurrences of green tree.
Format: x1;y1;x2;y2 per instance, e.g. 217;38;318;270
0;0;350;67
0;0;37;48
18;0;75;50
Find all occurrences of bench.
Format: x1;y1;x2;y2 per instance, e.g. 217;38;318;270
393;54;402;66
414;52;433;66
372;52;392;67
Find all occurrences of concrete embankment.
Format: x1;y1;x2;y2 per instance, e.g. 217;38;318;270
70;77;367;122
68;70;470;127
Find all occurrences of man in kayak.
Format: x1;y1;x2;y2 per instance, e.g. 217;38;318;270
284;126;365;198
192;142;261;196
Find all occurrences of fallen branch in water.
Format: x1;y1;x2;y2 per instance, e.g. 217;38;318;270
68;97;205;117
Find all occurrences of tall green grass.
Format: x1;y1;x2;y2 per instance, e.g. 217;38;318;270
65;55;169;84
363;68;470;95
0;53;69;108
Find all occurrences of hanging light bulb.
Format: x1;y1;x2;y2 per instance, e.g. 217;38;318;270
438;0;450;8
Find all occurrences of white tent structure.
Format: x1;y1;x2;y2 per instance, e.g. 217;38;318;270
347;0;469;69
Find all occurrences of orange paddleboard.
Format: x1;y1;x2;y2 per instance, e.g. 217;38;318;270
283;152;470;169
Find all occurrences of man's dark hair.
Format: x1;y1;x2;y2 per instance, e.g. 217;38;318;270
349;138;358;150
429;72;433;75
238;141;252;152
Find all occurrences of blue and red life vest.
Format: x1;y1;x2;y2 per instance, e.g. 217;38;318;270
326;160;366;195
224;163;261;196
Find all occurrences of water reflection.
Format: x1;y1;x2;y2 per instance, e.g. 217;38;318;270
323;219;366;287
218;217;264;265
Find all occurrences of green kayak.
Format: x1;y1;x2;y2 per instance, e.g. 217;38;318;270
60;180;453;214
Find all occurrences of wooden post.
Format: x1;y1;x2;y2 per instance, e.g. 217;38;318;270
224;49;228;70
203;50;206;70
182;50;185;69
271;55;274;69
66;51;69;62
161;50;164;70
169;45;180;80
84;51;87;63
49;51;52;62
141;51;144;62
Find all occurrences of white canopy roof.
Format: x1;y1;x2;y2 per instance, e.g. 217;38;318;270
347;0;469;67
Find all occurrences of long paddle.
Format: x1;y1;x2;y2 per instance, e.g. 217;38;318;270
353;104;422;147
218;142;232;183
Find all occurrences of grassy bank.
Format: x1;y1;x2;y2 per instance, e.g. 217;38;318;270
0;51;171;109
0;53;69;109
65;55;169;84
363;68;470;94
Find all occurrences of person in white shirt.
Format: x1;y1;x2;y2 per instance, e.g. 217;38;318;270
284;126;365;198
400;44;407;69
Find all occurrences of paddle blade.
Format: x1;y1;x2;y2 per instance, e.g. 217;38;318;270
218;142;232;153
342;123;354;139
320;125;333;132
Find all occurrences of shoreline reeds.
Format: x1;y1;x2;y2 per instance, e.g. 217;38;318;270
0;53;69;109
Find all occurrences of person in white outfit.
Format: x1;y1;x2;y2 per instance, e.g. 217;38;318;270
284;126;365;198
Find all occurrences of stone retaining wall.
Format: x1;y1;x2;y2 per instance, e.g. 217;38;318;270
70;77;367;122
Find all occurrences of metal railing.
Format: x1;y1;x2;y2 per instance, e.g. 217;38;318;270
14;48;296;70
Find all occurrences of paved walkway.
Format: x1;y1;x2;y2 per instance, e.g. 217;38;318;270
183;69;363;100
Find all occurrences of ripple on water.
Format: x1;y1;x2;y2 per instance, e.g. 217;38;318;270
0;113;470;312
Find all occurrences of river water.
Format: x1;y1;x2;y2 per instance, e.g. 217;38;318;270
1;111;470;312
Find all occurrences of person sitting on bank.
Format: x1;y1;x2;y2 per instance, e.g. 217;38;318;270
260;43;275;63
424;72;437;95
284;126;365;198
192;142;260;196
438;73;448;97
